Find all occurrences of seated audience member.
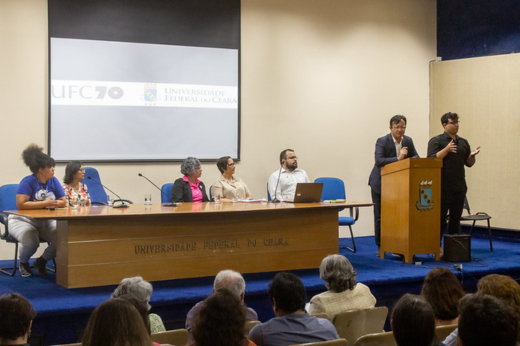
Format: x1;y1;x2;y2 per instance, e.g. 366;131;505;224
308;254;376;320
171;157;209;203
248;272;339;346
9;144;67;277
82;298;152;346
111;276;166;334
116;295;162;346
0;293;36;346
186;270;258;341
443;274;520;346
62;161;90;206
212;156;253;202
420;267;464;326
457;294;518;346
192;289;255;346
391;294;438;346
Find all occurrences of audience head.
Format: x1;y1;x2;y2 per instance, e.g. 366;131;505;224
0;293;36;343
82;298;152;346
21;144;55;174
116;294;151;334
391;294;436;346
389;115;407;127
181;157;202;176
216;156;232;174
63;161;84;185
420;267;464;322
268;272;306;315
193;288;248;346
111;276;153;310
213;269;246;300
319;254;357;293
458;294;518;346
477;274;520;338
441;112;459;125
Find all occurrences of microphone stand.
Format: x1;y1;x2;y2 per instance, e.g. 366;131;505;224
87;176;129;208
138;173;177;207
271;166;283;203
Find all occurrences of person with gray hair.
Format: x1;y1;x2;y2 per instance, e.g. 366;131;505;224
111;276;166;333
171;157;209;202
308;254;376;320
185;269;258;342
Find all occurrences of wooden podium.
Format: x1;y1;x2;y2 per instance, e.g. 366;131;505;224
380;158;442;263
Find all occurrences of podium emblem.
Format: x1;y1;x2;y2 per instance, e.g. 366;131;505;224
416;180;434;211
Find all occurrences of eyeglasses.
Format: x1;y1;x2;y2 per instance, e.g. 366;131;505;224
392;126;406;130
228;163;235;167
79;169;85;172
447;121;460;125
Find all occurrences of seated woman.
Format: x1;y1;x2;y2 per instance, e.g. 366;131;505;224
9;144;67;277
192;289;255;346
420;267;464;326
308;254;376;320
0;293;36;346
392;294;439;346
82;298;152;346
212;156;253;202
111;276;166;334
62;161;91;207
171;157;209;203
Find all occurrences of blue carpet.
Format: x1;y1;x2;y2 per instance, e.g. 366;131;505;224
1;234;519;345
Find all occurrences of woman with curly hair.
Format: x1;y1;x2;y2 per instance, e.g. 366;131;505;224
192;289;255;346
0;293;36;346
9;144;67;277
171;157;209;203
420;267;465;326
308;254;376;320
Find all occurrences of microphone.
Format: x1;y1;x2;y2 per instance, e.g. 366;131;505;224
138;173;177;207
271;166;283;203
87;176;129;208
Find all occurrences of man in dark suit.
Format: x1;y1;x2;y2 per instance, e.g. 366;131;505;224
368;115;419;257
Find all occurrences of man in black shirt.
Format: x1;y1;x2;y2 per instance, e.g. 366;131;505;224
427;112;480;244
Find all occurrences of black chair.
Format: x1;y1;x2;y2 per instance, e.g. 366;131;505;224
0;184;57;276
460;197;493;251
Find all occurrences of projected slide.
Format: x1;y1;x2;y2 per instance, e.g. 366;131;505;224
50;38;238;161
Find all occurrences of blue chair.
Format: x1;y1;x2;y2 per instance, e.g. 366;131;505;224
209;185;214;202
314;177;359;252
81;167;132;205
0;184;57;276
161;183;174;203
0;184;21;275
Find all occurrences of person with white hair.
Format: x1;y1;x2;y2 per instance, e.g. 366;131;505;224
111;276;166;333
185;269;258;341
308;254;376;320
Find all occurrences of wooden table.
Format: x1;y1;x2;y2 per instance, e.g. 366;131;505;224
7;201;371;288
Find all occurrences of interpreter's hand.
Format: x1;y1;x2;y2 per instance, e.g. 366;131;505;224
445;140;457;153
470;146;481;157
398;147;408;160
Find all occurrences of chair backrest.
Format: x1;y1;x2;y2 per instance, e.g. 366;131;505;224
332;306;389;345
245;320;261;334
151;328;189;345
314;177;346;200
354;331;396;346
435;324;457;341
0;184;19;213
81;167;108;204
291;338;349;346
161;183;174;203
267;183;272;201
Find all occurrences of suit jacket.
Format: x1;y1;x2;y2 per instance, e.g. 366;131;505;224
368;133;419;194
171;177;209;202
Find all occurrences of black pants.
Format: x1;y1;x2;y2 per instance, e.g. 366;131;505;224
440;188;467;242
371;189;381;247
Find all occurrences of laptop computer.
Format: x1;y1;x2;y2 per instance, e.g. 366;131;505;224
291;182;324;203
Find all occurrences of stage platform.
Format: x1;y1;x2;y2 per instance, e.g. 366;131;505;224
1;231;519;345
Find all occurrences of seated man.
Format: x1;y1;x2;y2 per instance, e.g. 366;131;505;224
268;149;309;202
186;269;258;340
248;272;339;346
458;294;518;346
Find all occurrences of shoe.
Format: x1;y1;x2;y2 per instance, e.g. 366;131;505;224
34;256;48;276
19;262;33;277
376;247;380;257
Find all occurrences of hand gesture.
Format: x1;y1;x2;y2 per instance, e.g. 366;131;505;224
445;140;457;153
398;147;408;160
470;146;481;157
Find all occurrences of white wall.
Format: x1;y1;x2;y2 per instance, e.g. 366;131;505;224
0;0;437;259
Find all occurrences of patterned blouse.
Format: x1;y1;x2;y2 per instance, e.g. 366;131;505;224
62;183;91;206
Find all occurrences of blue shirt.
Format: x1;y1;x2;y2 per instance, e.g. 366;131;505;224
18;175;65;201
248;312;339;346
